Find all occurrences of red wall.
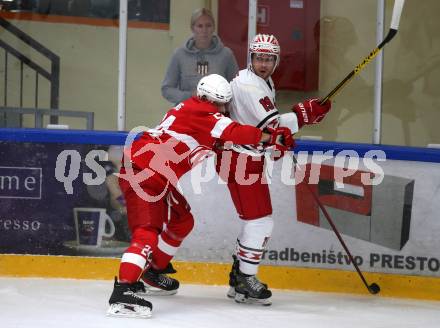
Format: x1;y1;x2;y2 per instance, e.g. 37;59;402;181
218;0;321;91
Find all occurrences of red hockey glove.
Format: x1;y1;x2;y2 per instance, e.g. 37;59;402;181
265;127;295;152
292;98;331;129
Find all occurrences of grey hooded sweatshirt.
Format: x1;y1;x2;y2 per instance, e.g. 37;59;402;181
161;35;239;104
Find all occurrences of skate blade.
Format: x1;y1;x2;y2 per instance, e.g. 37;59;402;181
226;286;236;299
107;303;152;318
139;285;178;296
234;292;272;306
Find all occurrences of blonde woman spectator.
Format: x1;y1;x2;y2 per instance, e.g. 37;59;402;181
161;8;238;104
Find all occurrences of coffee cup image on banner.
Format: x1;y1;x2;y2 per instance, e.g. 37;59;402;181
296;164;414;251
63;208;128;255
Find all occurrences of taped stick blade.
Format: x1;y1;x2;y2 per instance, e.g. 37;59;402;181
390;0;405;30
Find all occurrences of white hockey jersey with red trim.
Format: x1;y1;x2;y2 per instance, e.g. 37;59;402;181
126;96;263;183
229;69;278;129
228;69;299;156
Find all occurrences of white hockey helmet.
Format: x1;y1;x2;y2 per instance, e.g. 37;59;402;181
249;33;281;70
196;74;232;104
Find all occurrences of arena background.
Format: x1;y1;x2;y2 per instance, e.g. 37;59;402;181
0;0;439;147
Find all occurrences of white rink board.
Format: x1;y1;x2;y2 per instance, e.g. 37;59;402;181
176;153;440;277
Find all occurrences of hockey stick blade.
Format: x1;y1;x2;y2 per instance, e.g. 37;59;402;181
368;283;381;294
320;0;405;105
291;155;380;295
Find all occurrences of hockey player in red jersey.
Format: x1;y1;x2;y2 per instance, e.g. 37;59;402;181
107;74;294;318
216;34;332;305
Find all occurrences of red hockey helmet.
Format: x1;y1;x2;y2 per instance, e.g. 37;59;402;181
249;34;280;71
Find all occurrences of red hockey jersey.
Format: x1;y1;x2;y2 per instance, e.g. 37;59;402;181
125;97;263;185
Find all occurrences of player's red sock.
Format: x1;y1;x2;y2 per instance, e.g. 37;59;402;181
119;228;158;283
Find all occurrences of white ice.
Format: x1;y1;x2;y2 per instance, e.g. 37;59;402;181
1;277;439;328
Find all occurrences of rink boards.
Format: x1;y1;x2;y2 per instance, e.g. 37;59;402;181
1;128;440;301
1;254;440;301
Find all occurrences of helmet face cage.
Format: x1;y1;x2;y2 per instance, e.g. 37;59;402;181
249;34;280;70
196;74;232;104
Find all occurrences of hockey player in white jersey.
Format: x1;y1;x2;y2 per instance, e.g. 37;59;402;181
216;34;332;305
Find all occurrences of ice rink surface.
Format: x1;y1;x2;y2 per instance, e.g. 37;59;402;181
1;277;439;328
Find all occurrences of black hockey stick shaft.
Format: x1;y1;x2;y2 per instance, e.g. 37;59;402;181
320;0;405;105
292;156;380;294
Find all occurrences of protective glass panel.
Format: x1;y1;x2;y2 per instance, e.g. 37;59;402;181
2;0;437;147
217;0;377;143
313;0;377;143
0;1;120;130
125;1;171;131
382;0;440;147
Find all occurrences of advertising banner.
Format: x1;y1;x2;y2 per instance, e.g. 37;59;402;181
177;152;440;277
0;141;130;257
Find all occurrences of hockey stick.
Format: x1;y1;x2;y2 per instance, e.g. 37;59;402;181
291;0;405;294
291;155;380;294
320;0;406;104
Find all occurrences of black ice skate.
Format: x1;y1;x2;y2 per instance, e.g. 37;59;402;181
234;271;272;306
139;264;180;296
226;255;240;299
227;255;269;303
107;278;153;318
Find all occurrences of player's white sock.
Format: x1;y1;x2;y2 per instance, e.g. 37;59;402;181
236;216;273;275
